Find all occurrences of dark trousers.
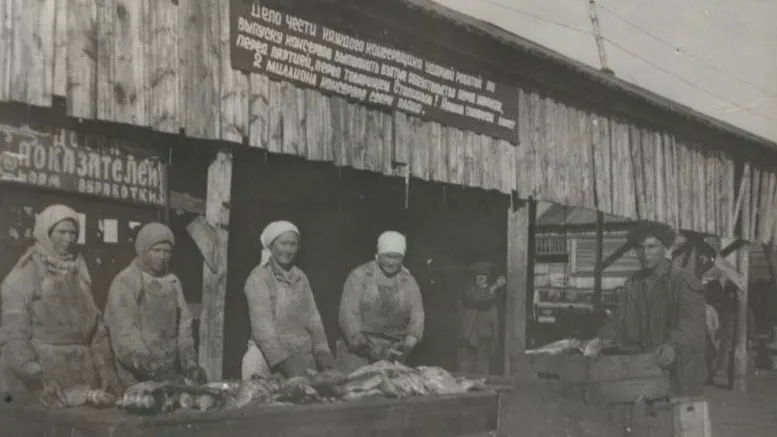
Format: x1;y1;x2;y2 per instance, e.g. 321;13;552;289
458;339;494;376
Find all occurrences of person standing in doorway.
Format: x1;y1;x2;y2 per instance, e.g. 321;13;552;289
584;221;708;396
241;221;336;380
0;204;121;406
103;222;207;392
337;231;425;373
458;261;505;376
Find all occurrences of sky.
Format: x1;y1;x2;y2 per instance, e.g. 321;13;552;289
432;0;777;143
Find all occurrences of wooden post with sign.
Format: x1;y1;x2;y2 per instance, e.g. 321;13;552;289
188;150;232;381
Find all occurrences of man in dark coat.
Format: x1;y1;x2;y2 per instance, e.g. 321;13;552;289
458;262;505;375
585;221;708;396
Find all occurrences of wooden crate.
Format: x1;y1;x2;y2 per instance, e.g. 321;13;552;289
529;352;671;404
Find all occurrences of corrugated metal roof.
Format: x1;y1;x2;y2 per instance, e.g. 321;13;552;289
402;0;777;151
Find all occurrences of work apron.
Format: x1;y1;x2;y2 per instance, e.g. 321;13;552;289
1;261;100;396
337;267;410;374
242;270;316;380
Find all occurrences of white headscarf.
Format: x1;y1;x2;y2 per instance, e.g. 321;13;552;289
259;221;300;266
377;231;406;256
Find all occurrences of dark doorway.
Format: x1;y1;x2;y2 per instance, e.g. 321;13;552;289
223;148;508;379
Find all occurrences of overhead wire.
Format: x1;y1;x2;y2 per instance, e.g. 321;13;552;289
478;0;777;122
597;3;777;99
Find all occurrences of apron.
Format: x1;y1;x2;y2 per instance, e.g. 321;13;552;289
241;268;316;380
137;273;180;377
1;260;100;396
337;265;410;373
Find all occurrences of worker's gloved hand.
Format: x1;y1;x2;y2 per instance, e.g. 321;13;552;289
654;344;676;368
583;338;604;358
349;332;369;351
403;335;419;352
39;379;67;409
315;350;336;371
278;355;309;378
185;363;209;384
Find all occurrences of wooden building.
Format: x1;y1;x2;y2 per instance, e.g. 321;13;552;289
2;0;777;434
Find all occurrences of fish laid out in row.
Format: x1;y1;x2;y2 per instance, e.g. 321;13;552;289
117;361;488;415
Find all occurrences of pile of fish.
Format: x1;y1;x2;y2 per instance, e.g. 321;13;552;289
525;338;585;356
116;361;488;415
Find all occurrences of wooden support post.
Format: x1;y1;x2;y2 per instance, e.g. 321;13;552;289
196;150;232;381
504;198;549;379
722;237;749;392
592;211;604;313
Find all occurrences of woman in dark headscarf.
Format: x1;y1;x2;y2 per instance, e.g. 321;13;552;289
0;204;120;407
104;222;206;391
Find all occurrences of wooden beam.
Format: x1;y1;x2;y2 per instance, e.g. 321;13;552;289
598;238;637;272
592;211;604;313
196;150;232;381
504;198;546;379
762;243;777;291
720;238;749;392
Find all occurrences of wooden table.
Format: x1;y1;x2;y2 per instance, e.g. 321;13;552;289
0;390;511;437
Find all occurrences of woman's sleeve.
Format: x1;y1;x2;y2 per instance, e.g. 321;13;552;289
406;276;425;341
338;270;364;344
303;276;331;354
245;270;289;367
0;270;40;378
173;278;198;369
103;272;151;371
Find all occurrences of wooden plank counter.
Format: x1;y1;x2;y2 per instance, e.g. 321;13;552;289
1;390;506;437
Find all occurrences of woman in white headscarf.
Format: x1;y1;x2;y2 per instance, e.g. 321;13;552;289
0;204;121;407
336;231;425;373
241;221;335;380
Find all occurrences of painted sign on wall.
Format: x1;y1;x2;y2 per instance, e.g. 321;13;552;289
230;0;519;143
0;124;167;208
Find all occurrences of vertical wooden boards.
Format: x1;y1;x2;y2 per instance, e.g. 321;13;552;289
447;127;465;185
0;0;13;100
53;0;68;98
218;0;247;143
534;95;550;201
611;119;636;219
179;0;219;139
505;200;531;377
409;116;430;181
266;80;284;154
199;150;232;382
628;125;646;220
248;74;269;148
665;134;680;230
67;0;97;119
95;0;113;121
391;112;409;168
705;152;716;235
305;89;334;162
112;0;146;125
516;89;533;198
391;112;410;174
281;84;305;156
147;0;180;133
576;108;595;210
590;115;612;214
499;140;516;194
640;129;656;222
10;0;55;107
653;131;666;226
363;110;386;173
428;121;448;183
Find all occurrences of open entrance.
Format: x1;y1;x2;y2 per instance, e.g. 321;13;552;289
223;148;508;379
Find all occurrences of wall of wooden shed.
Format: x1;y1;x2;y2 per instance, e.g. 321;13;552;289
1;0;775;242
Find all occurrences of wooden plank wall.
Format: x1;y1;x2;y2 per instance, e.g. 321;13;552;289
0;1;772;241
